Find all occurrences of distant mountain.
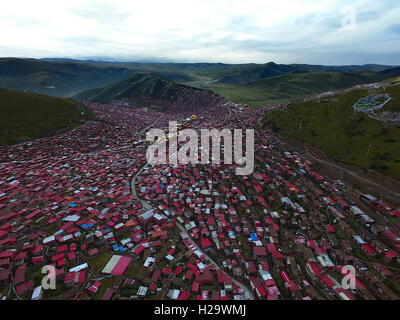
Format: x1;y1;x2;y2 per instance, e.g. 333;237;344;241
287;63;397;73
0;87;92;145
0;58;203;97
0;58;133;97
214;62;296;85
263;81;400;180
214;62;397;85
74;72;213;106
248;68;400;100
2;57;398;107
191;67;400;108
375;67;400;79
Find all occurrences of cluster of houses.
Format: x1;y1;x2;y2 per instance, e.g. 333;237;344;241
0;98;399;300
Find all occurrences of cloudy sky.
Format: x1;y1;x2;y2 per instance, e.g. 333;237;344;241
1;0;400;65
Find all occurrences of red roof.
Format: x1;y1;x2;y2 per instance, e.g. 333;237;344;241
253;246;268;257
200;238;213;249
174;266;183;276
178;290;190;300
68;252;77;261
325;225;336;233
320;275;335;288
256;285;267;297
151;270;161;281
101;288;114;300
16;280;34;295
77;270;87;284
110;256;132;276
385;251;398;258
0;269;9;282
149;282;157;291
307;262;322;276
51;253;64;262
362;244;376;254
0;251;15;259
184;269;193;281
162;267;171;275
191;281;200;292
14;265;26;284
64;272;75;283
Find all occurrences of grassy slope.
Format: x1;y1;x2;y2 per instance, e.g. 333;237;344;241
186;81;290;107
3;58;397;107
0;88;92;145
0;58;132;97
264;83;400;180
249;71;379;97
207;63;397;85
73;72;214;105
187;69;400;108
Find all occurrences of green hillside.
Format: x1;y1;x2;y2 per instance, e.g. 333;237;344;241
212;62;397;85
188;68;400;108
263;82;400;180
3;57;398;109
248;71;384;99
0;88;92;145
43;58;397;86
213;62;295;85
74;72;212;106
0;58;133;97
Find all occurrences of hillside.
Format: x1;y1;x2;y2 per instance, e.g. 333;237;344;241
2;57;398;108
263;82;400;180
213;62;397;85
188;68;400;108
248;69;400;99
0;88;92;145
73;72;219;108
213;62;295;85
0;58;133;97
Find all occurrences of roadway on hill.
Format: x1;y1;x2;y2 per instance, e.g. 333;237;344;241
174;222;255;300
307;152;400;200
273;131;400;205
130;113;164;206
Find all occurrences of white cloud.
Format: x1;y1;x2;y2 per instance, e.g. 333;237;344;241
1;0;399;64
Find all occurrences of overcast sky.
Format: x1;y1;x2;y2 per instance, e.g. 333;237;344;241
1;0;400;65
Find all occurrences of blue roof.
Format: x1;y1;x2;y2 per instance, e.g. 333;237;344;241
81;223;94;230
249;232;258;241
68;203;78;208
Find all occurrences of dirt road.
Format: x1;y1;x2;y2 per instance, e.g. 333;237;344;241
274;131;400;205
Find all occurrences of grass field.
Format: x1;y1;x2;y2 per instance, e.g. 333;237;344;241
185;70;400;108
186;81;292;107
264;83;400;180
0;88;92;145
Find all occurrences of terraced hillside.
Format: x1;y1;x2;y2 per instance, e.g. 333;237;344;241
0;88;92;145
263;82;400;180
